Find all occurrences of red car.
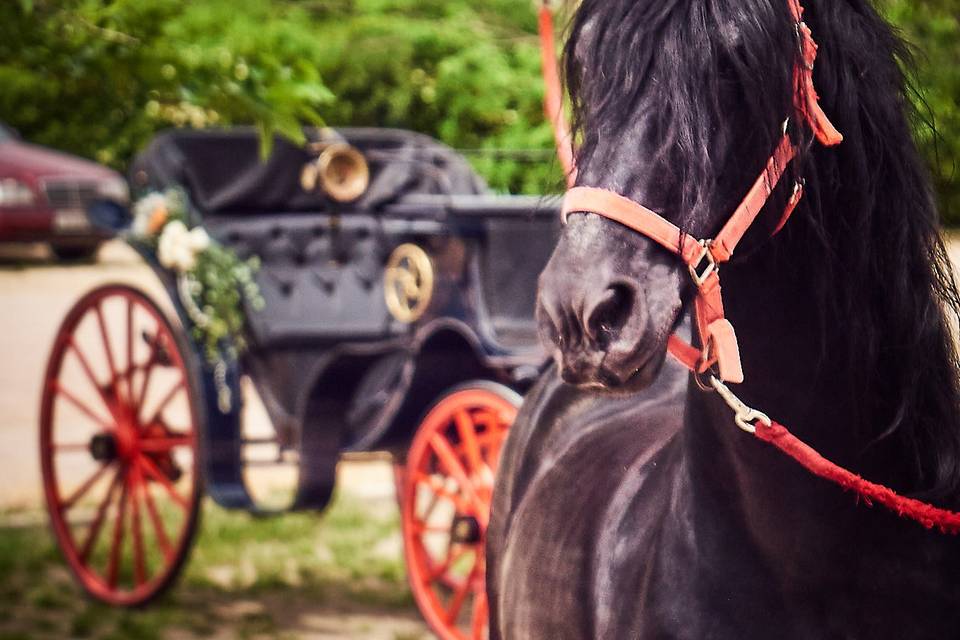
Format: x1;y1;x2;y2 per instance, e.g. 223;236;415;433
0;124;129;261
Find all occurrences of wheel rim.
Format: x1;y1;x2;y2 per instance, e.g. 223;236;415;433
40;285;201;606
401;387;518;640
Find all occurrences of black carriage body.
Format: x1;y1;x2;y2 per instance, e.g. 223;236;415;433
131;127;559;510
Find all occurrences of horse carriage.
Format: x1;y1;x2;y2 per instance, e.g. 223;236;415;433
39;126;559;639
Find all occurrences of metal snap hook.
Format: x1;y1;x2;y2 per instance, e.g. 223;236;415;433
708;376;772;434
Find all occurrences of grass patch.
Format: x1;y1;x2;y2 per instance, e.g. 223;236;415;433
0;489;425;639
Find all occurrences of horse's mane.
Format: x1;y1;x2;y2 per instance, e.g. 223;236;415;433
563;0;960;501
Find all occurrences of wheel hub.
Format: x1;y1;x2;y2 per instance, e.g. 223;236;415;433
451;515;482;545
89;433;118;462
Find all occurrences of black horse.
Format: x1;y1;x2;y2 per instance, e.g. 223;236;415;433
488;0;960;637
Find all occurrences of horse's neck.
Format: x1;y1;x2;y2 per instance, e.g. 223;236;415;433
673;241;960;623
679;240;883;589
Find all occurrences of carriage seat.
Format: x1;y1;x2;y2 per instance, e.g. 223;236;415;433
130;127;489;216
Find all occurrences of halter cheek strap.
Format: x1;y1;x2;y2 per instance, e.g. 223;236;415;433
548;0;841;384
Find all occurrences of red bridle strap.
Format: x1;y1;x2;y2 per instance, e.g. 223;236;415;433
561;188;701;261
561;133;798;264
560;134;797;384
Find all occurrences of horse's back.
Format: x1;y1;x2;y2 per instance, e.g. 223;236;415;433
488;359;687;639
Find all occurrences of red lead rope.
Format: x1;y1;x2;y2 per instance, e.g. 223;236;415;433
756;421;960;534
537;1;960;535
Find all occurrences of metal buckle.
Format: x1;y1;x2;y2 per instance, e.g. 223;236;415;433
688;241;717;288
790;179;805;203
708;376;772;434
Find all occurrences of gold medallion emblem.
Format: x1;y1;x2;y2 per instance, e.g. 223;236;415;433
384;244;434;323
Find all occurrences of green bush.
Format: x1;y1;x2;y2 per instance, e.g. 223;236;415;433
882;0;960;223
0;0;562;194
0;1;954;210
0;0;333;165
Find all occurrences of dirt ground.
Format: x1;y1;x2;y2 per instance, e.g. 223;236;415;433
0;240;428;639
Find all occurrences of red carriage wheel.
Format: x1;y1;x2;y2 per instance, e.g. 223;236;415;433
40;284;202;606
400;383;520;640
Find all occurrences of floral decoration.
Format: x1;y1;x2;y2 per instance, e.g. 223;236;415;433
130;188;264;366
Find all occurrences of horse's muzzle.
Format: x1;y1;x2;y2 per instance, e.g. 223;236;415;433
536;270;661;390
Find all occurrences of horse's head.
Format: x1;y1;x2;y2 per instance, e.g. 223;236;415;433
537;0;804;391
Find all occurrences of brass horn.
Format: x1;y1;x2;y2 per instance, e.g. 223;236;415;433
300;142;370;203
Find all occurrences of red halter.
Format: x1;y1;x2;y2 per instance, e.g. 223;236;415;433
539;2;960;533
543;0;841;384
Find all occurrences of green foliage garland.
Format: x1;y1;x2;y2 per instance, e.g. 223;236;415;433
132;189;264;364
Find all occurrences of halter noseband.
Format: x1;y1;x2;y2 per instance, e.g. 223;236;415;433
546;0;842;384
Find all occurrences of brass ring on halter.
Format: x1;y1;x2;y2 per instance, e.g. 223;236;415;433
694;370;714;393
694;358;722;392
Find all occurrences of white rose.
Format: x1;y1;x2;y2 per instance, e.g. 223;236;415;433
158;220;206;272
188;227;210;252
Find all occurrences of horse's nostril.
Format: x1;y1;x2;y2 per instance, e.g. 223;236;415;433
585;283;636;347
536;293;565;351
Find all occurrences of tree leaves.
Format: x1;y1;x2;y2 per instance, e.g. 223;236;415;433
881;0;960;222
1;0;951;207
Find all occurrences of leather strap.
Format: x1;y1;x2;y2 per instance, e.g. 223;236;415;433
561;187;704;264
712;135;796;262
538;5;577;186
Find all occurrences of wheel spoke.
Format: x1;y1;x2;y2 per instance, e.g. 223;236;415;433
139;435;192;453
137;454;189;511
414;472;470;512
445;566;475;624
129;467;147;586
67;338;112;413
94;303;120;389
142;378;185;426
106;475;130;588
471;589;488;639
54;383;113;431
126;298;134;372
54;442;92;452
141;478;173;561
430;544;469;581
429;435;482;513
414;521;451;536
419;488;442;522
61;462;112;511
454;410;486;478
135;336;160;414
78;467;122;563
